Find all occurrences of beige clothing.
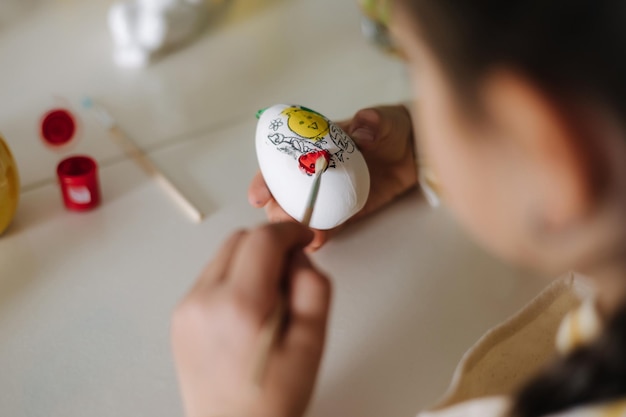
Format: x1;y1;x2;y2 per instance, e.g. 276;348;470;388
419;272;626;417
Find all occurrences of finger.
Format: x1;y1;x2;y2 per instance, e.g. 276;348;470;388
260;252;330;400
248;171;273;208
263;200;333;251
352;105;414;161
290;252;331;320
334;119;350;132
372;105;412;144
192;230;247;291
227;223;315;314
282;251;331;355
265;199;295;224
347;108;382;150
305;229;332;253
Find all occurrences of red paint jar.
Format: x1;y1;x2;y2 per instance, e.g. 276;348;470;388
57;156;100;211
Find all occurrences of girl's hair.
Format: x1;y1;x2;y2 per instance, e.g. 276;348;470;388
394;1;626;416
395;0;626;118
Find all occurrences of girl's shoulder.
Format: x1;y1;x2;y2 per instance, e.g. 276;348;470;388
418;272;626;417
417;397;626;417
431;273;584;411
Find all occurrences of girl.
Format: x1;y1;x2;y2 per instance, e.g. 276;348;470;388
171;1;626;417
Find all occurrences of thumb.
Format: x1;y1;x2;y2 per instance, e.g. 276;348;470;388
347;108;383;150
350;105;413;162
284;251;331;356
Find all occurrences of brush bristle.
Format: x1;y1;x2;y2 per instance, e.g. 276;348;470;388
81;97;115;129
315;156;328;174
81;96;93;109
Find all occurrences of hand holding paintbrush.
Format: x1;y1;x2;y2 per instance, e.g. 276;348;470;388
252;156;328;387
172;215;331;417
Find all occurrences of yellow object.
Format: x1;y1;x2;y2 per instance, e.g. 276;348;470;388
281;107;329;141
0;134;19;235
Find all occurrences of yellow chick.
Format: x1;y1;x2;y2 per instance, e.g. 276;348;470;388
281;107;329;142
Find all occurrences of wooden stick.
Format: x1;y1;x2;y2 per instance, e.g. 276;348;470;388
252;156;327;387
108;126;204;223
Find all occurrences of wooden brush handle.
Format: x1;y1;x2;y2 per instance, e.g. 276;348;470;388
109;126;204;223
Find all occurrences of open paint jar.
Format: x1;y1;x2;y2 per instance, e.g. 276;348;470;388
57;155;100;211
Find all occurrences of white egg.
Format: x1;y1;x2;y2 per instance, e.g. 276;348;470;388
255;104;370;230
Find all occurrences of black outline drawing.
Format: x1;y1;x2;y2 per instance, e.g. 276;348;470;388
264;109;359;175
268;133;337;170
328;123;356;162
269;118;283;131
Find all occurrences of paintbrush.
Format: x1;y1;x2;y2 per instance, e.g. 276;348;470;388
300;157;328;228
82;97;204;223
252;156;328;387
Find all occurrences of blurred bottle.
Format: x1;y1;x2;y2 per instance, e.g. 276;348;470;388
357;0;399;55
0;134;19;235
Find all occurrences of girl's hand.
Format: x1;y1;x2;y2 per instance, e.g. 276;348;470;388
171;223;332;417
248;104;418;251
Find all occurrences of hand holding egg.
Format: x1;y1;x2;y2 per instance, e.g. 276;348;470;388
251;104;418;250
255;104;371;231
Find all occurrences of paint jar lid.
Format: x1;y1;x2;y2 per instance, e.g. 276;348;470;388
41;109;76;146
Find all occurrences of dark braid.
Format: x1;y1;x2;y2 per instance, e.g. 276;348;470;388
395;0;626;415
511;303;626;417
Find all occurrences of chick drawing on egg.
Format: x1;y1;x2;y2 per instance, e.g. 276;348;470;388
265;106;358;176
282;107;330;141
256;104;370;230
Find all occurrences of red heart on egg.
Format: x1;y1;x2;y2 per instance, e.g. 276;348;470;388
298;150;331;175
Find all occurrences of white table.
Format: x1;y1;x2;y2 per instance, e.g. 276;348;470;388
0;1;549;416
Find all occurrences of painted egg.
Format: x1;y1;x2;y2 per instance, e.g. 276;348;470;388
255;104;370;230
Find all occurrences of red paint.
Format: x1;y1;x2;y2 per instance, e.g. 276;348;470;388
57;155;100;211
41;109;76;146
298;150;330;175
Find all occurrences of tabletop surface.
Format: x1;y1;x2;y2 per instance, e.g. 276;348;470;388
0;1;549;416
